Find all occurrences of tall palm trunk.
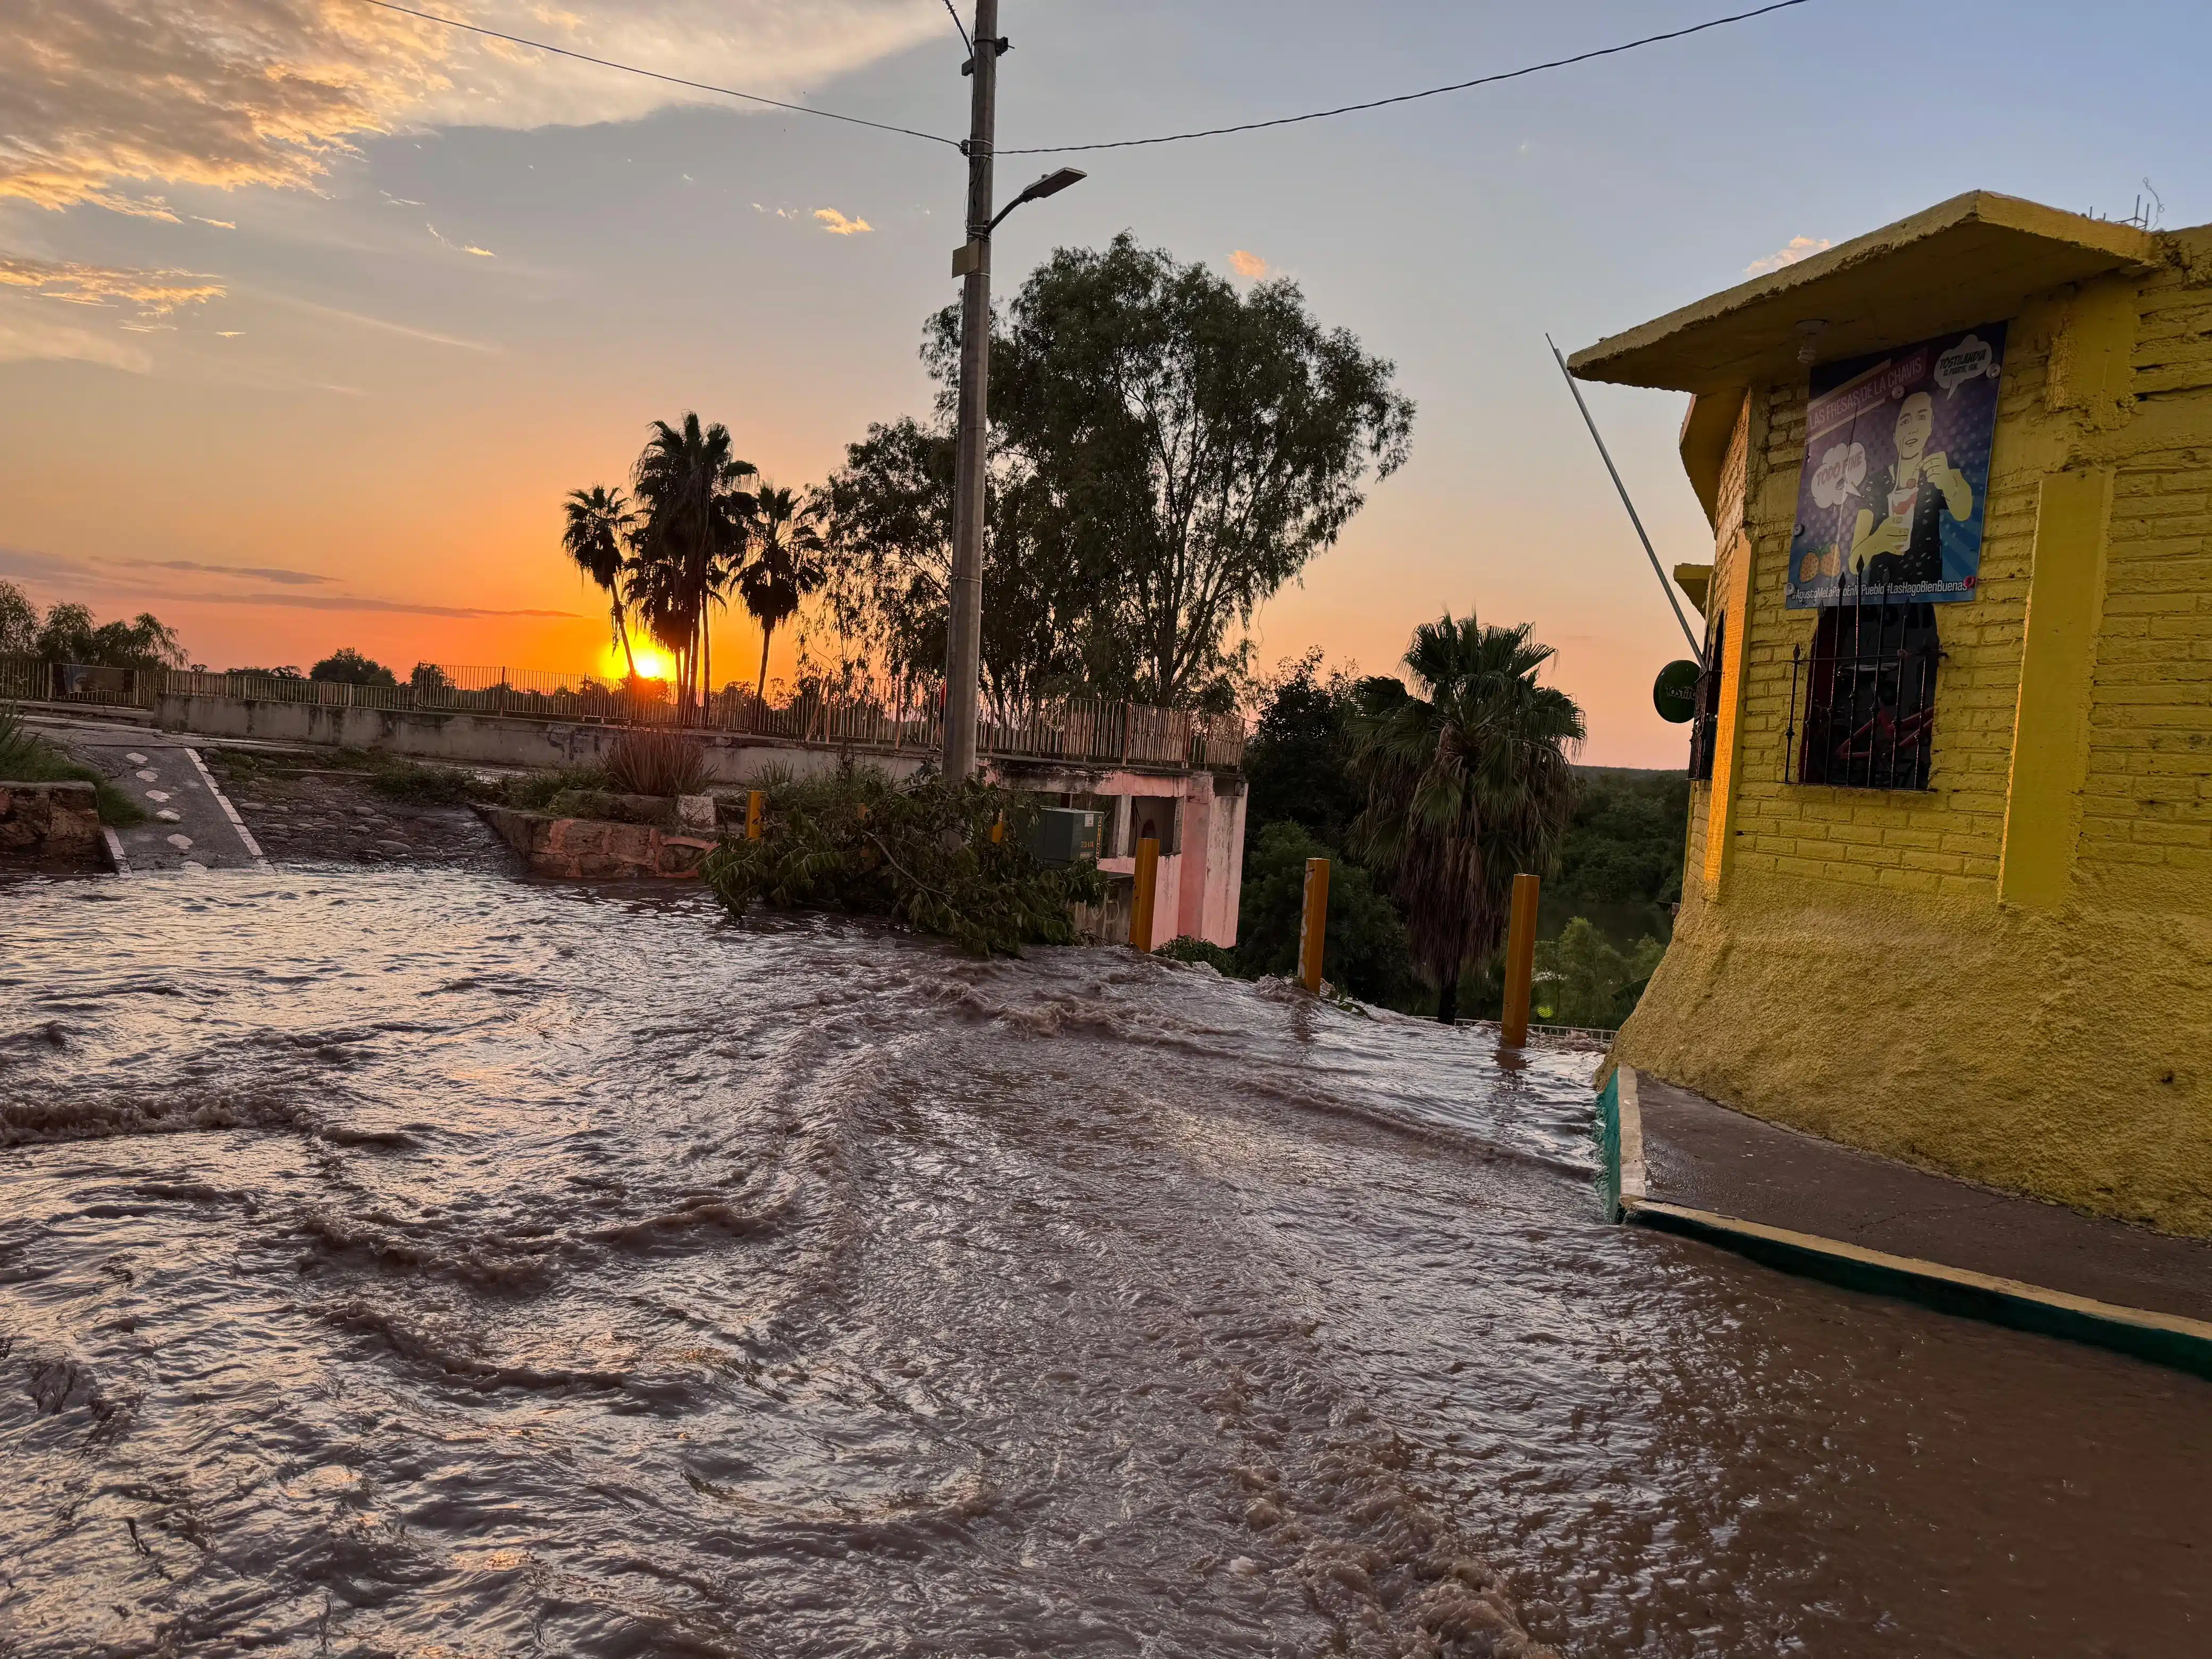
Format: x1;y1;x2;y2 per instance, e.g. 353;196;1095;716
756;621;775;701
611;601;638;678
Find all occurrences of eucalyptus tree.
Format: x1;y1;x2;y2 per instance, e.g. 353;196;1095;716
944;233;1414;709
627;413;757;710
1351;613;1586;1024
560;484;640;678
735;484;829;700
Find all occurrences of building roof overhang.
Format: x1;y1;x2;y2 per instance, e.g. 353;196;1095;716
1568;191;2162;525
1568;191;2159;396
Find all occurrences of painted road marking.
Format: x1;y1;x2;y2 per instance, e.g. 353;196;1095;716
146;789;170;802
187;747;270;870
125;752;147;765
166;833;194;851
135;768;158;782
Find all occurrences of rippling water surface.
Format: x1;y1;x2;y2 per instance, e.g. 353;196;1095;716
2;870;2207;1657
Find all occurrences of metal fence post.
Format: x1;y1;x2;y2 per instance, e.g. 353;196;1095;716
1298;857;1330;994
1130;836;1160;953
1500;873;1541;1048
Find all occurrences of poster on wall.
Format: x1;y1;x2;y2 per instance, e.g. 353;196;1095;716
1787;322;2007;608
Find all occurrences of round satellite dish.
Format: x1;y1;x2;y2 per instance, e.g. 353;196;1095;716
1653;659;1700;724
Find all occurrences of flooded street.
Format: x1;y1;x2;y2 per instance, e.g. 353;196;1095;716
2;871;2207;1657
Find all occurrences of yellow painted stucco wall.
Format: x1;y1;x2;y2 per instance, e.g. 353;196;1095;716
1617;225;2212;1236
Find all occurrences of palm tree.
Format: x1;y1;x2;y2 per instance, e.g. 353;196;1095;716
736;484;829;701
562;485;639;678
628;412;757;712
1351;612;1586;1024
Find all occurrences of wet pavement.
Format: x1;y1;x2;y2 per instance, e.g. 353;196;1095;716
22;714;266;876
1635;1074;2212;1326
3;870;2209;1657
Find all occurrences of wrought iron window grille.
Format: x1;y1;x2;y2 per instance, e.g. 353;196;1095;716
1785;580;1943;792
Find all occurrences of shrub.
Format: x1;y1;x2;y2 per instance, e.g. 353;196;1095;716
0;702;144;825
702;766;1104;957
1155;935;1237;974
501;764;612;812
1235;819;1420;1007
606;730;708;797
368;759;486;807
310;648;399;688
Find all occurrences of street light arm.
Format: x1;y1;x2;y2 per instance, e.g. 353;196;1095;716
985;167;1086;234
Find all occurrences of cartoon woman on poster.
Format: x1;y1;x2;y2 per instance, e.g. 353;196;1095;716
1849;391;1973;587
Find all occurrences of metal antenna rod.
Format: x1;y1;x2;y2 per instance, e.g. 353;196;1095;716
1547;336;1704;665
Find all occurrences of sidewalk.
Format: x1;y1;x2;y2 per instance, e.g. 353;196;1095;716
1599;1068;2212;1375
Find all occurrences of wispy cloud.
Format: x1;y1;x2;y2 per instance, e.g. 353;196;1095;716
1746;236;1832;276
1228;249;1270;280
0;255;224;315
1;2;946;216
252;290;501;353
813;207;872;236
0;543;572;619
194;216;237;230
116;558;333;586
428;223;496;257
0;304;152;371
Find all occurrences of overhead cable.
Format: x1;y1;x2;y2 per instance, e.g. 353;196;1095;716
353;0;1814;159
353;0;961;147
997;0;1815;155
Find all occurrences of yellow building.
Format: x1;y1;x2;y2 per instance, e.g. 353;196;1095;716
1571;191;2212;1237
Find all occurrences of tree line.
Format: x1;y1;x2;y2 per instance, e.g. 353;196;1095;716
563;234;1413;716
1220;623;1686;1025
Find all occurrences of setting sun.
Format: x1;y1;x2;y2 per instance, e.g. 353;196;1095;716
600;641;674;683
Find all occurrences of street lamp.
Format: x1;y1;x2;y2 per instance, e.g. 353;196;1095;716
941;6;1085;781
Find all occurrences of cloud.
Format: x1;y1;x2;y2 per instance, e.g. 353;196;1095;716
0;299;152;370
192;215;236;229
252;289;501;352
427;223;496;257
0;544;573;618
1746;236;1832;276
1;1;947;216
0;254;224;314
163;591;578;618
813;207;872;236
117;558;334;586
1228;249;1269;280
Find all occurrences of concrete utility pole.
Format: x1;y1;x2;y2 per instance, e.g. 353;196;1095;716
942;0;1002;781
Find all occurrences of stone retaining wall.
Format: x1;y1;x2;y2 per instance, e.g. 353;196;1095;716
477;804;715;881
0;781;102;868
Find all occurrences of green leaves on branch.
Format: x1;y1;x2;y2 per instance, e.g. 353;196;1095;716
819;235;1414;712
700;769;1106;958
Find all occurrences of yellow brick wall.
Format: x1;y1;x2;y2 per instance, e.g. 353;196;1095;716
1616;225;2212;1235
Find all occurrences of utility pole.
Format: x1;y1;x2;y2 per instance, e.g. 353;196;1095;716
942;0;1002;780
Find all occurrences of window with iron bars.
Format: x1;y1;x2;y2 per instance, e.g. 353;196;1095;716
1688;613;1723;782
1786;581;1942;791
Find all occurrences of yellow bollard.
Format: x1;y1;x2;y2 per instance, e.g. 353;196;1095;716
1500;872;1541;1047
745;790;765;841
1298;857;1330;995
991;815;1005;844
1130;836;1160;952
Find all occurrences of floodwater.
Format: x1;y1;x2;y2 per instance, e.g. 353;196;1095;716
2;871;2207;1658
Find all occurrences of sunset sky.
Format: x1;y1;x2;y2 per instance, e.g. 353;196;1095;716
3;0;2206;763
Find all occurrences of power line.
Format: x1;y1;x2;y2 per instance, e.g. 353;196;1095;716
353;0;960;147
998;0;1815;155
353;0;1815;160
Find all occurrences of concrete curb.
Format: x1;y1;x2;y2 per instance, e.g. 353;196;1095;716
1596;1067;2212;1381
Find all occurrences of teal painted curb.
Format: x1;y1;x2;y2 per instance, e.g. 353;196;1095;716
1628;1199;2212;1384
1594;1071;1622;1225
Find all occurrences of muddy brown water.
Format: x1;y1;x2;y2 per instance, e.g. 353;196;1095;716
1;870;2206;1657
